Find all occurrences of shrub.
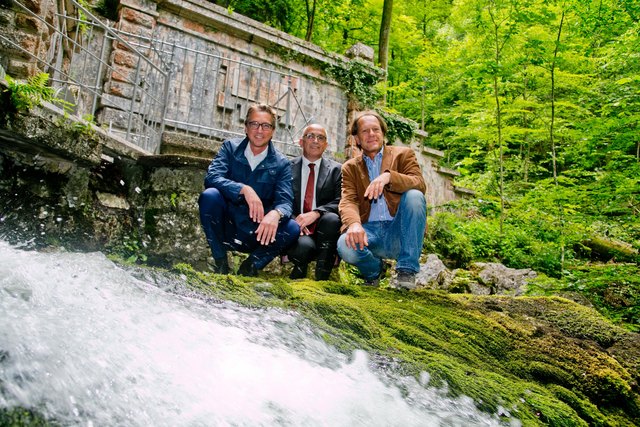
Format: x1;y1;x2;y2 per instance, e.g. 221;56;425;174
425;212;473;267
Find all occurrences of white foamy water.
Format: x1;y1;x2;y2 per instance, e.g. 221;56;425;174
0;241;514;426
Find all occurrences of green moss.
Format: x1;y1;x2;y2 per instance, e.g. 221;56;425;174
308;298;381;341
155;262;640;426
547;385;608;427
0;407;55;426
322;281;362;297
255;278;295;300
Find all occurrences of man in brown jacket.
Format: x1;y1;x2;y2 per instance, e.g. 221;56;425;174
337;111;427;289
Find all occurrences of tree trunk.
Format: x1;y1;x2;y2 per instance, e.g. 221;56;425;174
550;10;566;270
304;0;317;42
550;11;565;184
378;0;393;104
488;4;505;235
378;0;393;70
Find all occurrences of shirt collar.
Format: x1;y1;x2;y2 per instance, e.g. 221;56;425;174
363;145;384;165
302;156;321;168
244;143;269;170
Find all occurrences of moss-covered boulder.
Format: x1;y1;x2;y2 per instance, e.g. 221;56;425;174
171;263;640;426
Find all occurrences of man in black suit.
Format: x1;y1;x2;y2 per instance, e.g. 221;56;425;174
287;124;342;280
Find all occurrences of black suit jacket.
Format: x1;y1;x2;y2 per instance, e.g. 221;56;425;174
291;156;342;217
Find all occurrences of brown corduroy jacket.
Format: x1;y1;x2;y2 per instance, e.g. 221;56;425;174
339;145;426;233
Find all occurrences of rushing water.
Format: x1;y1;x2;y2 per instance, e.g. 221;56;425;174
0;240;516;426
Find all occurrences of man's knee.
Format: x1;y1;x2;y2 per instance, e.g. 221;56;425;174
317;212;341;240
288;235;315;261
401;189;426;211
279;219;301;246
337;234;359;263
199;188;224;210
318;212;340;228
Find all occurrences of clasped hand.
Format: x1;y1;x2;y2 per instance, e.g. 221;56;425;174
295;211;320;235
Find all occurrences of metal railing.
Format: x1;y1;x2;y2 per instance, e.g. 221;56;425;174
0;0;310;155
147;37;311;155
1;0;169;153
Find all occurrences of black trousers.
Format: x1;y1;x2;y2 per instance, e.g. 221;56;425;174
287;212;341;279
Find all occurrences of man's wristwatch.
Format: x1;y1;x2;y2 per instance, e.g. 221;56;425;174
274;208;285;220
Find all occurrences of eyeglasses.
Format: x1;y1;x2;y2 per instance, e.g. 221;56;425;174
303;133;327;142
247;121;274;131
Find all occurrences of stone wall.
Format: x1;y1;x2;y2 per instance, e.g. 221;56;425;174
102;0;351;156
0;103;213;269
0;0;58;78
397;131;474;210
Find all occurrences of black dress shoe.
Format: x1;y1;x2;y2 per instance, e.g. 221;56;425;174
314;258;333;281
289;264;307;279
315;268;332;281
212;256;230;274
237;258;258;277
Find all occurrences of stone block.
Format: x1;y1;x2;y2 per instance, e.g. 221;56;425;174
16;32;38;55
106;80;135;99
121;7;156;29
15;13;41;33
110;64;135;83
0;7;13;27
183;19;205;34
98;105;134;129
7;59;37;78
113;50;138;68
21;0;41;15
119;20;153;39
119;0;158;14
345;42;374;62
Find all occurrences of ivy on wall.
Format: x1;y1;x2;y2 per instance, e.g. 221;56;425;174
326;59;384;109
325;59;417;144
377;109;417;145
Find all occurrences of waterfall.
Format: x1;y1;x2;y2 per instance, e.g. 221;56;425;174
0;241;513;426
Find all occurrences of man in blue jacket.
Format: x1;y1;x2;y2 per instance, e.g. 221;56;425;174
198;103;299;276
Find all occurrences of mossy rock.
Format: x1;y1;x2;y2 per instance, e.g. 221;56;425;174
144;263;640;426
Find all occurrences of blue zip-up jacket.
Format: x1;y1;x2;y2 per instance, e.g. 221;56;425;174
204;137;294;233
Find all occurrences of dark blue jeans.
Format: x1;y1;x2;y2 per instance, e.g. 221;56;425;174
199;188;299;269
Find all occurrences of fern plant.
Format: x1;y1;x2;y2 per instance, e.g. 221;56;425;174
4;73;73;112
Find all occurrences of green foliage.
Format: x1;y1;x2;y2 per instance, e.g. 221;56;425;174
565;264;640;332
71;114;97;137
4;73;72;113
224;0;300;33
326;59;383;108
0;407;52;426
111;236;148;264
377;108;417;143
427;198;585;277
426;195;638;332
424;211;473;267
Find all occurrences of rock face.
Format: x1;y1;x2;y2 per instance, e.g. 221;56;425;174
472;262;537;296
417;254;537;296
0;107;212;270
345;42;375;62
